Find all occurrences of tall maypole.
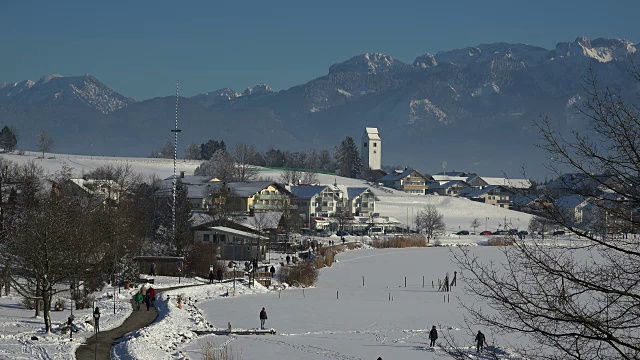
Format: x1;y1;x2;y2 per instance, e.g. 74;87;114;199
171;80;181;255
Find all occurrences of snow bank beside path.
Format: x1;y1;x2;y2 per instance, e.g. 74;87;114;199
112;280;272;360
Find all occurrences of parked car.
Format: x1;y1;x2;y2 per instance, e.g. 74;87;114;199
508;229;518;235
552;230;565;236
336;230;350;237
480;231;493;235
517;230;529;236
494;230;508;235
456;230;470;235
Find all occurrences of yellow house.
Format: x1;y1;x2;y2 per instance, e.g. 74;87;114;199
206;181;292;213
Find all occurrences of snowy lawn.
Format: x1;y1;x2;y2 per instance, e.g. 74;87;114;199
180;247;526;360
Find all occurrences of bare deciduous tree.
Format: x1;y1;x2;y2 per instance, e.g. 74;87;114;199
232;143;258;182
184;142;201;160
452;69;640;359
37;131;53;159
415;205;445;242
280;169;301;184
470;218;480;234
301;171;319;185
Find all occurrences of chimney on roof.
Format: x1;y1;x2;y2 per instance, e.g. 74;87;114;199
180;171;185;178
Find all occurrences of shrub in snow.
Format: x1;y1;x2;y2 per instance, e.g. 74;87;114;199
486;236;514;246
53;298;65;311
371;235;427;248
22;296;43;310
75;294;95;310
277;261;318;287
201;340;239;360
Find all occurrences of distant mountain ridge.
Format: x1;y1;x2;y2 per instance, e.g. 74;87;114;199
0;74;134;114
0;36;637;176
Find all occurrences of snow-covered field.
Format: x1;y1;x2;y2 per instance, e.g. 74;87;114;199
175;247;524;360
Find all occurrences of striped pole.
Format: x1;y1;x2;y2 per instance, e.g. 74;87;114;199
172;81;181;255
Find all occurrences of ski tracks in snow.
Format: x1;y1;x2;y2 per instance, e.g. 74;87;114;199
249;336;365;360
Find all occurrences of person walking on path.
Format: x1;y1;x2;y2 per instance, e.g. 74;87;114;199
93;307;101;333
286;255;291;265
149;287;156;302
429;325;438;347
475;330;487;353
259;307;268;329
270;266;275;278
217;268;223;283
134;292;143;311
145;292;152;311
209;269;214;284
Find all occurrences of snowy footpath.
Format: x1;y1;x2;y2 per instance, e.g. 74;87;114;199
0;276;203;359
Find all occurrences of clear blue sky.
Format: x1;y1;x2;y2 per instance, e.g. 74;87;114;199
2;0;638;100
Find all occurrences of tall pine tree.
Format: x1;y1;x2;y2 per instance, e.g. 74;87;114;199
0;126;17;152
335;136;362;178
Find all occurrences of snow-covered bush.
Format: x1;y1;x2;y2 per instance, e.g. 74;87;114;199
277;261;318;287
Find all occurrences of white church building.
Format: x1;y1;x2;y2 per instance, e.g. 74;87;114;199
361;127;382;170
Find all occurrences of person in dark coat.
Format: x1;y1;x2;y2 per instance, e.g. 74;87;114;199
475;330;487;352
270;265;275;278
286;255;291;265
145;292;152;311
429;325;438;347
209;270;214;284
93;307;101;333
259;307;268;329
217;268;223;283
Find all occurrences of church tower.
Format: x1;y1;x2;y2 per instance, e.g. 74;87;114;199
361;127;382;170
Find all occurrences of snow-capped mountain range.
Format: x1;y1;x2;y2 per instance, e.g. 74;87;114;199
0;74;134;114
0;36;637;176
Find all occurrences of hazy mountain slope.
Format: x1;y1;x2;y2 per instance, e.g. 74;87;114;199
1;36;637;176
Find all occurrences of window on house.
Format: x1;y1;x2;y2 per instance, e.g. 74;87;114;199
364;143;368;147
373;143;377;147
203;234;210;241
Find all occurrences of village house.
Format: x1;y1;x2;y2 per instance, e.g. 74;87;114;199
54;178;124;205
288;185;340;229
378;168;430;194
554;194;590;225
466;175;532;190
426;180;470;196
338;186;379;217
460;185;514;209
161;173;219;210
206;181;292;213
192;225;268;261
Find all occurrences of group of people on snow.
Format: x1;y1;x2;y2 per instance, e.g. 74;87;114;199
427;326;488;353
134;284;155;311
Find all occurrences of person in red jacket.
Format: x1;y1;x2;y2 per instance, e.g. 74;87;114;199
148;287;156;302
